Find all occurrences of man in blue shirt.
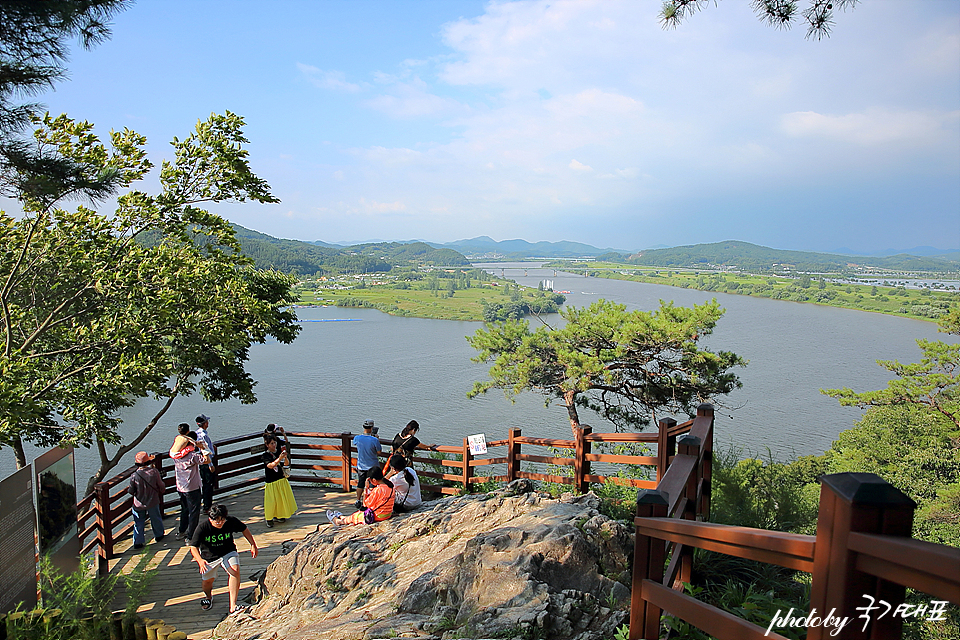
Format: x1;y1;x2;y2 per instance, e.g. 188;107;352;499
352;419;382;509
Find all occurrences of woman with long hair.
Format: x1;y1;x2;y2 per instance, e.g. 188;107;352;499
391;420;421;465
262;434;297;527
386;454;422;513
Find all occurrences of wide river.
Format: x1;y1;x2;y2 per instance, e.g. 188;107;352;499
8;263;956;486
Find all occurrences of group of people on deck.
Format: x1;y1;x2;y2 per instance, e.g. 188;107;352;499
326;418;423;526
126;416;425;616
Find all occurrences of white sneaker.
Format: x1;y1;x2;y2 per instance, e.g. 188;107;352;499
326;510;342;524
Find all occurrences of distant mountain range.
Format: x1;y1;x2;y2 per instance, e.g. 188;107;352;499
619;241;959;273
311;236;958;262
226;226;958;275
828;245;958;259
431;236;631;259
232;225;468;274
310;235;630;259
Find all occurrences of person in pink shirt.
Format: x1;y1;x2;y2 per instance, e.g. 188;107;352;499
171;426;209;540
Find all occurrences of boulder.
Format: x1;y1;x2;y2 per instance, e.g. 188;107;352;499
215;481;632;640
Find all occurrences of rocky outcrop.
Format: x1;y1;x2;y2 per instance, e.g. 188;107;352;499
215;480;632;640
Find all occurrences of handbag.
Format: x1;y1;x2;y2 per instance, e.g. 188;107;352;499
362;486;395;524
281;464;291;479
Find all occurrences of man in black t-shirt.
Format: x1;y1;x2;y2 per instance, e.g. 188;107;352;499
188;504;259;615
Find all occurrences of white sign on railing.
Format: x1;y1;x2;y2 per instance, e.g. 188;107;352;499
467;434;487;455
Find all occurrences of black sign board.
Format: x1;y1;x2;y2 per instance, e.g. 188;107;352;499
0;466;38;613
34;446;79;577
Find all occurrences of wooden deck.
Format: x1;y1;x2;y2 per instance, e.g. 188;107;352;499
108;484;356;639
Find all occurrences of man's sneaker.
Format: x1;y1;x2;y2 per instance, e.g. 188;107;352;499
354;500;363;509
175;531;186;540
155;534;166;543
326;510;342;524
132;544;144;550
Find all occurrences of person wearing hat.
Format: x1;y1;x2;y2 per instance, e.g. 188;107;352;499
195;414;218;513
128;451;166;549
352;420;382;509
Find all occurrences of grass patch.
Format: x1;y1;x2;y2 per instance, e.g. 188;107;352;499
547;262;958;322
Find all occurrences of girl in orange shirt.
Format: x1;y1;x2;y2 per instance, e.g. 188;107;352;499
328;468;394;525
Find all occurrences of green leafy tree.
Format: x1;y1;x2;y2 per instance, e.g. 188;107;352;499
0;112;300;493
822;313;960;429
1;1;131;205
660;0;859;40
825;404;960;546
467;298;745;434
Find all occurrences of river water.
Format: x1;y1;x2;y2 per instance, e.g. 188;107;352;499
7;264;955;486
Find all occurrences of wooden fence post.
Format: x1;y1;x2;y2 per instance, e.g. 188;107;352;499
676;433;701;586
630;489;669;640
657;418;676;483
507;428;521;482
575;425;592;493
94;482;112;576
696;404;714;521
808;473;916;640
461;438;473;495
340;433;353;493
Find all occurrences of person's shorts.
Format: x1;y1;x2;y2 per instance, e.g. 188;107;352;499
356;467;376;492
200;551;240;580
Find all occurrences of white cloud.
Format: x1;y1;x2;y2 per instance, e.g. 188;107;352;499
276;0;959;248
781;109;960;146
356;198;408;214
297;63;361;92
359;146;425;165
364;78;467;118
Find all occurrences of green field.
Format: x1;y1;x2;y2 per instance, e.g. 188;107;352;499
295;271;557;322
547;262;958;322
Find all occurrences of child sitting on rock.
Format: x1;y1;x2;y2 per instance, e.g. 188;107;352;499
327;467;395;526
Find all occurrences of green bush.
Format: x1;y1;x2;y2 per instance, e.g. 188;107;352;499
5;554;158;640
710;447;823;535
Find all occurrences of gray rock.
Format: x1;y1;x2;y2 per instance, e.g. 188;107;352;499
213;490;632;640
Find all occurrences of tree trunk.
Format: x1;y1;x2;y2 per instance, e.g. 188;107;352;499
84;389;181;497
564;389;581;437
13;436;26;469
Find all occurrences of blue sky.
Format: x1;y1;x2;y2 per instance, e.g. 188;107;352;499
14;0;960;253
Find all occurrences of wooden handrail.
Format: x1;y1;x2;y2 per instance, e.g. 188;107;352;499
642;580;792;640
848;532;960;603
656;453;697;516
514;436;575;447
584;432;659;443
629;404;960;640
634;517;816;573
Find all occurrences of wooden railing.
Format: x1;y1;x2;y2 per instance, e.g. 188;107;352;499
79;418;691;574
629;405;960;640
